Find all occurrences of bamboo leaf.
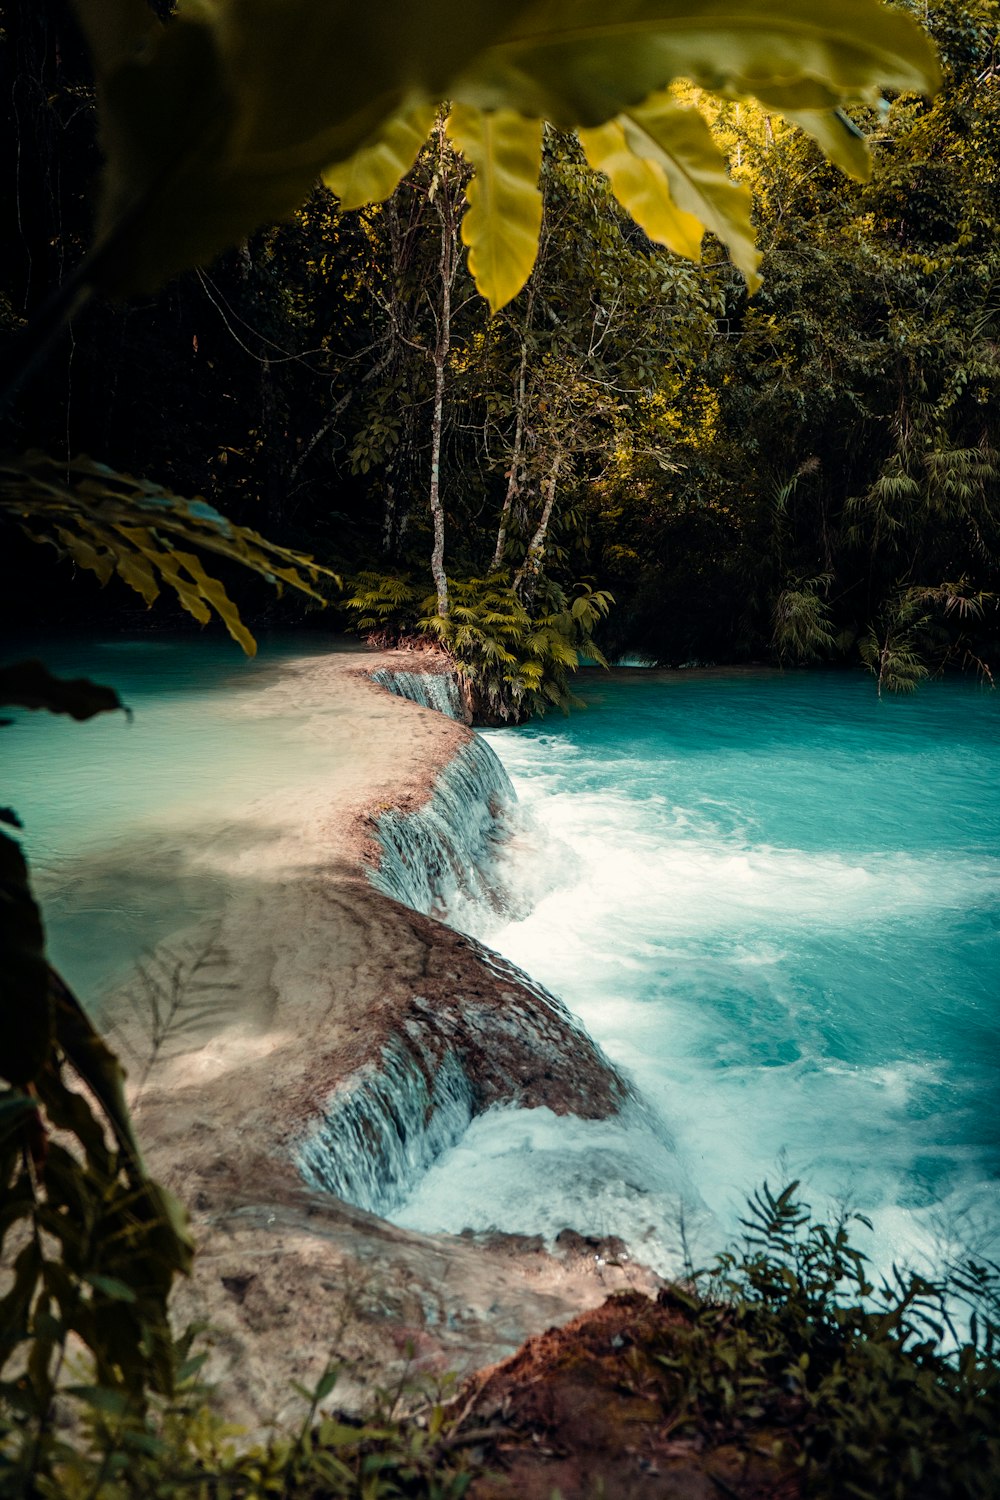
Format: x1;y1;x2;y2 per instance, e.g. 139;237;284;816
447;105;544;312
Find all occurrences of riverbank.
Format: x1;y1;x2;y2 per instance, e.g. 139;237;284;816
101;644;654;1428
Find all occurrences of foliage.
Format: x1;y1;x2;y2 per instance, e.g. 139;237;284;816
2;1343;482;1498
1;453;339;656
67;0;938;312
345;571;612;721
4;2;982;690
653;1182;1000;1498
6;1183;999;1496
592;0;1000;678
0;668;195;1494
343;572;427;641
773;574;836;664
859;581;992;695
423;577;614;722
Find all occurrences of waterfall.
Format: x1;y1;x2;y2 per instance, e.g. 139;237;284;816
368;737;518;926
371;667;466;721
293;669;629;1218
297;1039;474;1216
297;966;628;1218
296;701;628;1218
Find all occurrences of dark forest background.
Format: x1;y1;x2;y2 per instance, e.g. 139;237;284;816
2;0;999;691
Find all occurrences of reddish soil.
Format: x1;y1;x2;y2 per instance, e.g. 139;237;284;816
462;1292;800;1500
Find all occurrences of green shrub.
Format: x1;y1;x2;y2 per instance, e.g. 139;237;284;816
345;571;613;722
657;1183;1000;1498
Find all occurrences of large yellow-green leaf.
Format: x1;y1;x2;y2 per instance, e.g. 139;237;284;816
447;106;544;312
615;98;760;288
323;100;438;210
452;0;941;125
69;0;938;299
579;120;706;264
72;0;157;72
72;0;535;293
778;106;872;179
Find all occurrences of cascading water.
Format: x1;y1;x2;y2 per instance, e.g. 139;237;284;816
370;667;466;721
297;1039;474;1216
296;674;635;1224
368;736;520;930
396;671;1000;1283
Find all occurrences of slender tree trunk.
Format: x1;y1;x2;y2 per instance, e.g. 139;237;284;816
492;376;526;571
492;279;537;571
428;121;456;619
513;447;562;603
429;229;451;617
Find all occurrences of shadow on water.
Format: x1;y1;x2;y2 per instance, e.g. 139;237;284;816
32;819;300;1016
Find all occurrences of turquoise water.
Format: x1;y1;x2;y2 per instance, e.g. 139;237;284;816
2;633;345;1005
7;641;999;1275
400;670;1000;1277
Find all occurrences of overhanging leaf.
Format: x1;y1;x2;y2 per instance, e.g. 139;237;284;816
0;834;51;1087
1;453;341;656
324;99;438;210
578;119;705;263
0;661;125;722
778;105;872;179
72;0;537;294
614;97;760;287
67;0;938;299
452;0;941;125
447;105;544;312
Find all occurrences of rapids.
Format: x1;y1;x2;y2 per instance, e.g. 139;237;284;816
394;669;1000;1280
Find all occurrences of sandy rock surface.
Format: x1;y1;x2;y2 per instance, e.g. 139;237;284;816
102;647;653;1430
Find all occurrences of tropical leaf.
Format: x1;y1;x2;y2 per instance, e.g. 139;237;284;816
0;661;125;722
324;99;438;210
578;119;706;266
779;105;871;178
453;0;940;124
67;0;938;298
71;0;534;293
0;453;340;656
0;833;51;1087
446;105;544;311
598;98;760;287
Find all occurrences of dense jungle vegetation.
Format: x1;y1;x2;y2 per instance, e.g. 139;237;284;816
2;1;998;715
2;1;999;1494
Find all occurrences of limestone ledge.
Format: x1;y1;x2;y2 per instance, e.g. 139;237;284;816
111;645;652;1431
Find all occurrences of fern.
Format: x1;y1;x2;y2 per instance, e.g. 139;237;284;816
772;573;836;664
1;453;339;655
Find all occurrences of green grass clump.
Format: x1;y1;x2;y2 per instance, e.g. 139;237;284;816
655;1183;1000;1499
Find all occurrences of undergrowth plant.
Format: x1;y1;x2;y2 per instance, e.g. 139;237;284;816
658;1182;1000;1499
4;1151;999;1497
345;571;613;722
12;1357;480;1499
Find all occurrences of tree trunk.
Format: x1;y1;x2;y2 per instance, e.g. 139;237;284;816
429;244;450;617
428;125;455;620
492;279;537;571
513;448;562;604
